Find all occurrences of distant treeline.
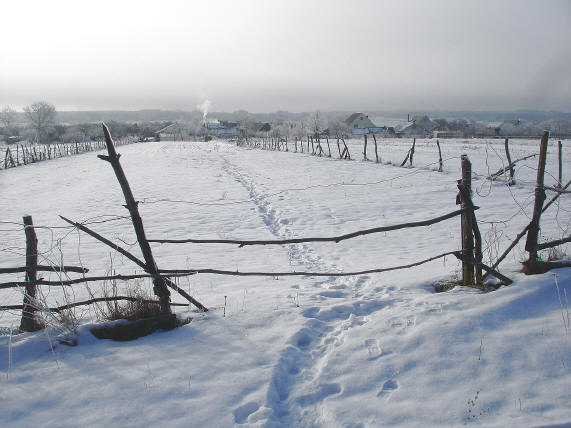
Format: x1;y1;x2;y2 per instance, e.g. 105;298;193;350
6;108;571;126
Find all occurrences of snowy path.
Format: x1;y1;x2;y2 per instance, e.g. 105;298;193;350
218;154;387;426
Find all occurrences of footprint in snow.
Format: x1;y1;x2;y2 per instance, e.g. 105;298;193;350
296;383;342;407
377;379;399;400
233;401;260;424
319;290;346;298
365;339;383;360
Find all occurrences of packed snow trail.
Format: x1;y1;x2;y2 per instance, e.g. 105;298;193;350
218;155;394;425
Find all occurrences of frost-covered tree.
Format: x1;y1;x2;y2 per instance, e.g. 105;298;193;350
328;117;348;138
0;106;17;135
307;110;325;137
234;110;256;139
23;101;56;143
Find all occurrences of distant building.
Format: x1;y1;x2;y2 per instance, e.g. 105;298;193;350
400;115;431;137
345;113;377;131
344;112;389;135
204;119;239;136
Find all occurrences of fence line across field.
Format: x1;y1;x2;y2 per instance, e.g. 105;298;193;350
2;137;138;169
0;128;567;332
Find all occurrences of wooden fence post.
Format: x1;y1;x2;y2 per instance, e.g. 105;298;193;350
557;141;562;188
524;131;549;267
20;216;41;331
409;138;416;167
99;124;172;314
459;155;474;285
373;134;379;163
363;134;368;160
504;138;515;185
436;140;443;172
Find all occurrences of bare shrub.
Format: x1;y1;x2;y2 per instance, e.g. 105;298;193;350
546;246;567;262
98;279;163;322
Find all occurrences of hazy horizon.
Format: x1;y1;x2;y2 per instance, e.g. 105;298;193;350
1;0;570;113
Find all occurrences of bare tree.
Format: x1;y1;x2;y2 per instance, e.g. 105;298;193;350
234;110;256;139
328;117;348;138
307;110;325;137
1;106;17;135
23;101;56;143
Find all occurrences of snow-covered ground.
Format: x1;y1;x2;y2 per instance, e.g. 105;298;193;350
0;137;569;427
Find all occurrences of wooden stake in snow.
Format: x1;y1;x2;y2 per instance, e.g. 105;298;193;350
98;123;171;314
459;155;475;286
20;216;41;332
557;141;562;188
436;140;443;172
363;134;368;160
524;131;549;268
409;138;416;167
504;138;515;185
373;134;379;163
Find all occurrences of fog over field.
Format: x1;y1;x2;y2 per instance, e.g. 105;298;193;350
1;0;570;113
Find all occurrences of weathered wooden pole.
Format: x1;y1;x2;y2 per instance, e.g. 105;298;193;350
524;131;549;267
373;134;379;163
342;138;351;160
557;141;562;188
336;138;342;158
363;134;368;160
504;138;515;185
457;182;483;285
98;124;171;314
459;155;474;285
20;216;41;332
409;138;416;167
436;140;443;172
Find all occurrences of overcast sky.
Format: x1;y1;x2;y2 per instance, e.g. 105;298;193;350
1;0;570;113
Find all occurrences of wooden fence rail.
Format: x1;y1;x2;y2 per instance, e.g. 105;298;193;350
148;207;476;246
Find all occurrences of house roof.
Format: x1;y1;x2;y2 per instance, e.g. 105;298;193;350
345;113;363;125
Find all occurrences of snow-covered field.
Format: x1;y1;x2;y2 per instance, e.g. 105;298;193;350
0;137;570;427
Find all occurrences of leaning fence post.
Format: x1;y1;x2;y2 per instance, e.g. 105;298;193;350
436;140;443;172
524;131;549;267
459;155;474;285
20;216;41;331
409;138;416;167
99;124;172;314
504;138;515;185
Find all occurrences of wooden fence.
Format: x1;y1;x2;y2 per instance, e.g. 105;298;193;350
2;137;139;169
1;128;568;333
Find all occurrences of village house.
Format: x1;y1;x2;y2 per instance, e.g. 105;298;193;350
399;115;431;137
345;112;377;132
